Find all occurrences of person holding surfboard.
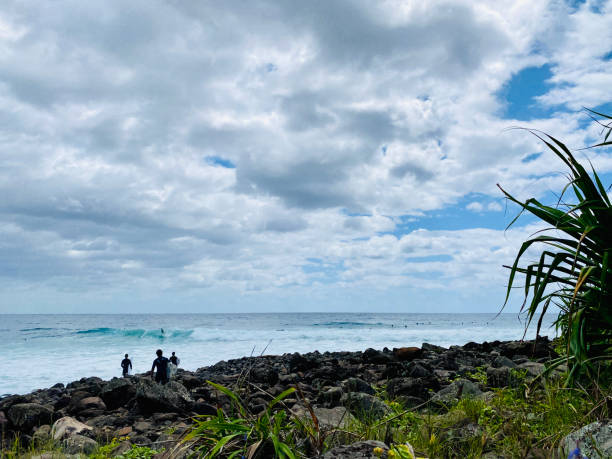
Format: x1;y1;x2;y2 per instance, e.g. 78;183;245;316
150;349;169;384
121;354;132;377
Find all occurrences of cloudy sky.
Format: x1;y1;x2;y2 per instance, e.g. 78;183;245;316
1;0;611;313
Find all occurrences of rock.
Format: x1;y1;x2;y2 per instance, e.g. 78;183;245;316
318;440;389;458
135;380;193;414
561;420;612;458
341;392;390;421
63;433;98;454
487;367;513;388
422;343;446;353
76;396;106;412
289;353;319;372
362;348;392;364
387;377;438;400
320;387;343;407
116;426;133;437
100;377;136;410
32;424;51;444
431;379;482;405
52;416;93;440
292;405;356;430
492;355;517;368
7;403;53;432
250;366;279;386
193;401;217;415
393;347;423;361
341;378;375;395
0;410;8;431
134;420;154;432
395;396;425;409
516;361;546;379
406;362;432;378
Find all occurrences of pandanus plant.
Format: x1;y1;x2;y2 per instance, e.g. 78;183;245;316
499;110;612;385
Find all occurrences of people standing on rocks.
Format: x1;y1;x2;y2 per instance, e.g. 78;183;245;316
151;349;169;384
121;353;132;377
169;351;179;366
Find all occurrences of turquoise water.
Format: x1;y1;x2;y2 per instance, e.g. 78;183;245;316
0;313;555;395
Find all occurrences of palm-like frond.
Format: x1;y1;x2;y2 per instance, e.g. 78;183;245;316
500;122;612;385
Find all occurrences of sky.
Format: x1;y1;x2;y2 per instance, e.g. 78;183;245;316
1;0;611;314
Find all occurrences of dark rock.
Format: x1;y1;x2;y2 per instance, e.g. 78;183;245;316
289;353;319;372
487;366;513;388
0;410;8;431
492;355;517;368
341;392;390;421
7;403;53;432
387;377;439;400
100;378;136;410
193;402;217;415
395;396;425;409
177;374;201;390
76;396;106;412
66;377;103;395
341;378;375;395
406;362;432;378
431;379;482;405
135;380;193;414
318;440;388;458
393;347;423;361
422;343;446;353
319;387;343;407
32;424;51;445
250;366;279;386
0;395;29;412
362;348;392;364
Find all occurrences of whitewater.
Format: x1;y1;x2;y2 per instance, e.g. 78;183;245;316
0;313;555;395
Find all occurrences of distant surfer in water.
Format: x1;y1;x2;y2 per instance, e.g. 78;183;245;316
150;349;169;384
121;354;132;377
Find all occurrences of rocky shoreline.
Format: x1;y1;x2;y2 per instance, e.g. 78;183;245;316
0;338;561;457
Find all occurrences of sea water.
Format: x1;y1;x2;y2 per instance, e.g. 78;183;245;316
0;313;556;396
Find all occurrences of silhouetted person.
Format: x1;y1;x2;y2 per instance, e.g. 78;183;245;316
151;349;169;384
169;351;179;366
121;354;132;377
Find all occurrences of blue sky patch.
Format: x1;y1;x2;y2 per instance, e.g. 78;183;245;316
499;64;556;121
205;156;235;168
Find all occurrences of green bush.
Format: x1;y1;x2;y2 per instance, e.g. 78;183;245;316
499;109;612;385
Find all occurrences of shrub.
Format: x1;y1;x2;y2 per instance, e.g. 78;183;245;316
499;109;612;385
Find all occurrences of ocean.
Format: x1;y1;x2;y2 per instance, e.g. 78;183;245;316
0;313;556;396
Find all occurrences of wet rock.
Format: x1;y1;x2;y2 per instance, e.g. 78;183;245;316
341;392;390;421
341;377;375;395
561;420;612;458
135;380;193;414
52;416;93;440
100;377;136;410
318;440;388;458
393;347;423;361
7;403;53;432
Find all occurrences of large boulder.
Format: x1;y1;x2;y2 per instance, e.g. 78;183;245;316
75;396;106;412
318;440;389;458
52;416;93;440
135;379;193;414
362;348;392;364
561;420;612;458
100;378;137;410
7;403;53;432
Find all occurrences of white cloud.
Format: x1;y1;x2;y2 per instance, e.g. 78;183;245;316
0;0;610;312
